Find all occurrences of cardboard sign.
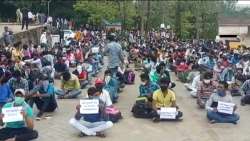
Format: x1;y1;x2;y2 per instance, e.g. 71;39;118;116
160;107;176;119
80;99;99;114
2;107;23;123
91;47;99;53
217;101;235;114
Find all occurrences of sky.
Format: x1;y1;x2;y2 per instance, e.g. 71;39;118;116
237;0;250;5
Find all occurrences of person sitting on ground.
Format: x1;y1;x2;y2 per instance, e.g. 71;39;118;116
139;73;159;101
206;81;240;124
0;89;38;141
151;77;183;122
57;71;81;99
28;74;57;118
8;69;29;94
72;65;89;89
197;72;217;108
184;74;200;97
240;78;250;106
95;78;113;107
54;56;68;79
103;70;119;103
69;87;113;138
0;68;13;109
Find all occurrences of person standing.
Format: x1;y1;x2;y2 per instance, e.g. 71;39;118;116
104;33;124;77
21;7;29;30
16;8;22;24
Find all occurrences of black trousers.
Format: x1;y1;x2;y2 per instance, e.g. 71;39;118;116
0;127;38;141
22;17;29;30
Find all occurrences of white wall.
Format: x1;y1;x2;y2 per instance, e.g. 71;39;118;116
219;26;248;35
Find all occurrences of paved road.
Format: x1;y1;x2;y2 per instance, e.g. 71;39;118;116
34;58;250;141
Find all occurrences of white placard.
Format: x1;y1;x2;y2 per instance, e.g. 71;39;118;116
80;99;99;114
2;107;23;123
217;101;235;115
91;47;99;53
160;107;176;119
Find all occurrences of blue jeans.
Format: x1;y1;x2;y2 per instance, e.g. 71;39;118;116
207;110;240;124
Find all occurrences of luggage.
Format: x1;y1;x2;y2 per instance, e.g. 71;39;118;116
105;106;122;123
124;70;135;84
131;102;153;119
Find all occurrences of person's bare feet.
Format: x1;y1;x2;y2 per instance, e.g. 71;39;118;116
96;132;106;138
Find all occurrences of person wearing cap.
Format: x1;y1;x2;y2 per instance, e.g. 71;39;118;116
57;71;81;99
8;69;29;94
0;68;13;109
0;89;38;141
151;77;183;122
69;87;113;138
95;78;113;107
28;74;57;118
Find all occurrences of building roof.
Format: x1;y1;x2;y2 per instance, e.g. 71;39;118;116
218;16;250;26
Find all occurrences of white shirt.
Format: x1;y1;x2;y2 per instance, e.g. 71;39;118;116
100;89;112;106
40;33;47;44
28;11;33;19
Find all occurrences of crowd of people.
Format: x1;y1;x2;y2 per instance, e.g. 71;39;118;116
0;23;250;140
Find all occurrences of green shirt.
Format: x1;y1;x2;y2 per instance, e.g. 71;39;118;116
2;102;33;128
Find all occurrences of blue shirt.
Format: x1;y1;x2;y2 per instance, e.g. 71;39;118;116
0;83;13;103
139;82;160;97
105;41;124;69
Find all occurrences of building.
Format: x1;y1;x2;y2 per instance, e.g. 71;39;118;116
218;16;250;47
102;19;122;31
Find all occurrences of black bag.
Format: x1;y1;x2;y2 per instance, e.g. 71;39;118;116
131;102;153;118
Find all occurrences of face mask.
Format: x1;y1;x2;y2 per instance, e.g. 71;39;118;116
204;79;211;84
160;85;168;92
105;76;111;84
88;95;99;99
14;97;25;105
141;82;147;86
217;90;226;97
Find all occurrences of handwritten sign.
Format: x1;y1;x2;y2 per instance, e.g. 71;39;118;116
160;107;177;119
80;99;99;114
2;107;23;123
217;101;235;115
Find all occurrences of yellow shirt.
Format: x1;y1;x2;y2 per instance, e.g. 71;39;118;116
153;89;176;108
61;74;80;90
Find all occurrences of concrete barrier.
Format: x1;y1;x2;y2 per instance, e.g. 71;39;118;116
0;25;45;46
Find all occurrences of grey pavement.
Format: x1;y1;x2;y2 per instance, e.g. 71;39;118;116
35;61;250;141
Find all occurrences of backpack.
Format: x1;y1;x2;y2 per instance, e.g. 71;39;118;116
105;106;122;123
124;70;135;84
131;102;153;119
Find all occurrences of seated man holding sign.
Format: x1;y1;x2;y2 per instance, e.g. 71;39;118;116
69;87;113;138
151;77;183;122
206;81;240;124
0;89;38;141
